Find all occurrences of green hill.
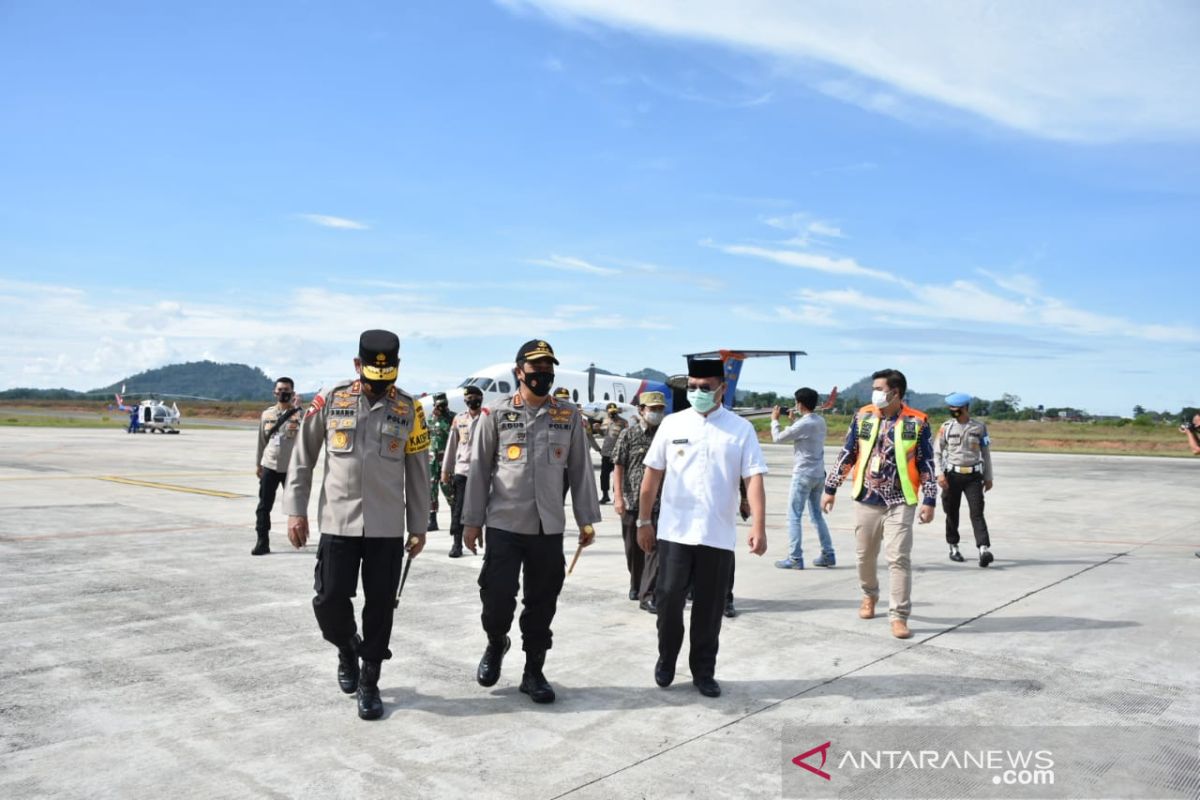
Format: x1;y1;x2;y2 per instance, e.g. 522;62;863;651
839;374;947;411
92;361;275;402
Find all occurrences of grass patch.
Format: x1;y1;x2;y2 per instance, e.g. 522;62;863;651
755;414;1190;457
0;415;127;429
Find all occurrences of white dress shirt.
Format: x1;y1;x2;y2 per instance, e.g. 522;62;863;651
642;405;768;551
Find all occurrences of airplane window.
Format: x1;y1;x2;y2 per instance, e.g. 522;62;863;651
459;377;477;388
603;393;609;400
480;379;495;391
497;381;510;393
572;389;578;402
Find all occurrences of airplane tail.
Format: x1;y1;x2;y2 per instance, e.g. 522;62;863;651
720;353;747;410
818;386;838;411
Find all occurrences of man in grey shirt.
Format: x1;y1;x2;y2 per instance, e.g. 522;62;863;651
463;339;601;704
283;330;431;721
771;387;835;569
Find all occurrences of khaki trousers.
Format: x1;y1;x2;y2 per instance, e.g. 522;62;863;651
854;502;915;620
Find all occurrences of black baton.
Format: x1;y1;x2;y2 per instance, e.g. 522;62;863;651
393;551;414;609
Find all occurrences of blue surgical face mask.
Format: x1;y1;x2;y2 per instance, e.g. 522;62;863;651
688;388;719;413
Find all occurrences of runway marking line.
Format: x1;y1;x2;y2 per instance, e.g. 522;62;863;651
94;476;245;498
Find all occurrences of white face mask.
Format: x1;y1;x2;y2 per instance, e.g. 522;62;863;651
644;410;664;426
871;389;890;407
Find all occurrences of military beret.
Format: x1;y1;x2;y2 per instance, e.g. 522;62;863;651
945;392;972;407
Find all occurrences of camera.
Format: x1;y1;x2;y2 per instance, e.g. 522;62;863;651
1183;417;1199;434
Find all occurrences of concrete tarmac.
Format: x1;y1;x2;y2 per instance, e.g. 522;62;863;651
1;427;1197;799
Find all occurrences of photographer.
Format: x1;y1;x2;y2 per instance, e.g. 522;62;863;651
1181;412;1200;456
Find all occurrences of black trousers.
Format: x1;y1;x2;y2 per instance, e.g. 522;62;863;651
943;471;990;547
621;510;660;601
600;456;614;496
478;528;565;653
449;474;469;540
255;468;286;536
312;534;406;663
657;540;733;679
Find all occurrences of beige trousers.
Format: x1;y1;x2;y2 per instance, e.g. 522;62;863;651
854;502;915;620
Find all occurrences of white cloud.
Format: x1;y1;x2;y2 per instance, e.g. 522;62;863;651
763;212;846;244
503;0;1200;141
543;55;565;72
712;241;899;282
298;213;370;230
529;254;621;276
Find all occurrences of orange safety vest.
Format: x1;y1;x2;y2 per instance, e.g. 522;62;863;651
850;404;927;505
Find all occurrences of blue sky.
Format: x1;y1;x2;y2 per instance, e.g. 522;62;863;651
2;0;1198;415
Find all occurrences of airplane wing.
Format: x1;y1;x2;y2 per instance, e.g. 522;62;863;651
681;348;807;410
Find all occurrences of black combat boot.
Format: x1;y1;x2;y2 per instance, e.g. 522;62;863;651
476;635;510;687
337;634;361;694
251;535;270;556
519;650;556;704
449;533;463;558
357;660;383;720
427;510;439;531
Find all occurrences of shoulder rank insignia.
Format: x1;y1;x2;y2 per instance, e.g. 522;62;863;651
305;393;326;419
405;401;430;454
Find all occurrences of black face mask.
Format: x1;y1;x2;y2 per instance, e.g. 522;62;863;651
465;396;482;410
362;378;394;397
278;391;293;403
521;370;554;397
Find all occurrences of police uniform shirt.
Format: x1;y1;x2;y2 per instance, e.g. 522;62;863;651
598;416;628;458
642;405;768;551
282;379;432;538
444;408;487;479
462;394;601;534
257;404;302;471
937;417;994;482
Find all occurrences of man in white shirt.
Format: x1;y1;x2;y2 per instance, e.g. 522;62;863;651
770;387;835;569
637;358;768;698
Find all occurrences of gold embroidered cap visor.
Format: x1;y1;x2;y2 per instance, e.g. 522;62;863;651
358;329;401;381
515;338;559;365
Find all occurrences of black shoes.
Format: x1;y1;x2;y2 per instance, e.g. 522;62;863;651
949;547;965;563
357;660;383;720
337;635;362;694
427;511;439;531
628;589;638;601
476;635;510;687
599;494;611;505
723;600;738;618
518;651;555;704
639;598;658;614
449;534;463;558
693;675;722;698
979;548;994;568
251;536;270;556
654;658;675;688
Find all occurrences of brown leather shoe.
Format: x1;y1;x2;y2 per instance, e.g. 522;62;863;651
858;596;876;619
891;619;912;639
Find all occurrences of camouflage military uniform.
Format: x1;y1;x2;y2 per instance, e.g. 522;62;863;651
429;411;453;512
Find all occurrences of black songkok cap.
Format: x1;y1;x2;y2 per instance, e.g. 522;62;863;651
359;329;400;381
687;358;725;380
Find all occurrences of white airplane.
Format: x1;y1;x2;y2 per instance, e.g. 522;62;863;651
417;349;809;422
418;363;656;424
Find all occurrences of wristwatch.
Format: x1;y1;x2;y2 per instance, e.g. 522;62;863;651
636;518;652;527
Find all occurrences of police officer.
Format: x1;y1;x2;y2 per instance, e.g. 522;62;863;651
937;392;995;567
597;402;628;504
442;385;487;558
428;392;453;531
252;377;301;556
462;339;601;704
282;330;431;721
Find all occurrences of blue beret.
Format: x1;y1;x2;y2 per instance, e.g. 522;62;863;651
944;392;972;407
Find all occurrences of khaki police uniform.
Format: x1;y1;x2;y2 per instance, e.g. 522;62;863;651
444;406;487;556
597;414;628;501
462;392;600;653
282;378;431;663
255;403;302;541
936;417;993;548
